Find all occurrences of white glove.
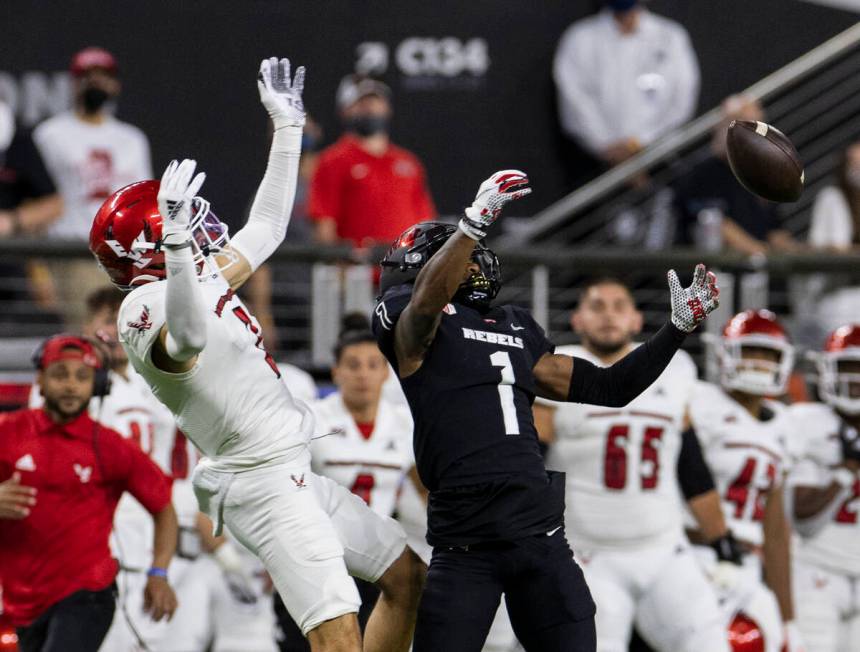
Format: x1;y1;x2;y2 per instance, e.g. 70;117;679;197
257;57;305;130
157;159;206;245
667;264;719;333
783;621;806;652
459;169;531;240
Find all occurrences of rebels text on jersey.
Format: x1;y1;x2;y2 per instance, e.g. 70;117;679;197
118;276;313;472
372;284;564;546
689;382;792;546
543;345;696;550
788;402;860;576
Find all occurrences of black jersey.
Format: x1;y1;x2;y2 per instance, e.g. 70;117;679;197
372;283;565;546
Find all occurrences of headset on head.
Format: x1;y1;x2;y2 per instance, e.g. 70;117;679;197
32;333;112;398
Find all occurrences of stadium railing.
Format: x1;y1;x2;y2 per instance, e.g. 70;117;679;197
502;21;860;247
1;240;858;379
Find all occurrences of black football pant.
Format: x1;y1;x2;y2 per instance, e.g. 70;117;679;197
414;528;596;652
16;584;115;652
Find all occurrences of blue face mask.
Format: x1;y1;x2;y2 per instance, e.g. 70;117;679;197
605;0;638;12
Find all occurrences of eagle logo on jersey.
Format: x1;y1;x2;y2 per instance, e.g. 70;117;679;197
73;463;92;484
290;473;307;489
127;305;153;332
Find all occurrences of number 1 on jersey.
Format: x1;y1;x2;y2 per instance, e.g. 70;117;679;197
490;351;519;435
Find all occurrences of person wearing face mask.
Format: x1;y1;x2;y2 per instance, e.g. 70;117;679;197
309;75;436;247
33;47;152;329
554;0;700;168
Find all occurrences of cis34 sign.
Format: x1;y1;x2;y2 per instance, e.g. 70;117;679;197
355;38;490;78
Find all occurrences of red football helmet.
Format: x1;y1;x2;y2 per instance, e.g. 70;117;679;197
816;324;860;415
717;309;795;396
90;180;232;290
728;612;765;652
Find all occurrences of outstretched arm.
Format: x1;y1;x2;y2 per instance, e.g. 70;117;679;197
393;170;531;377
534;265;719;403
223;57;306;290
152;159;209;373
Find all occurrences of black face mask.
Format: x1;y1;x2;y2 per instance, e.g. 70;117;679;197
81;86;111;114
345;115;389;137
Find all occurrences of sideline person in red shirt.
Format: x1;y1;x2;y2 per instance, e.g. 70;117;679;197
0;335;177;652
310;74;436;247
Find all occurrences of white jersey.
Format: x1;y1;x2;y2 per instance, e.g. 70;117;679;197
788;402;860;577
118;276;312;472
277;362;317;406
689;382;792;546
310;393;414;517
33;111;152;240
543;345;696;549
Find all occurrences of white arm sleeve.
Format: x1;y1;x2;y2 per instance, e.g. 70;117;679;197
229;125;303;272
164;243;208;360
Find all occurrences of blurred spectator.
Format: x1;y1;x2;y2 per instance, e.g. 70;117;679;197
309;74;435;247
554;0;699;167
0;100;63;237
33;47;152;328
800;141;860;337
674;95;801;255
0;99;64;335
808;140;860;251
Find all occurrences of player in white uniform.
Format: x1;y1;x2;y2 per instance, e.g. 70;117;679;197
269;315;419;649
786;324;860;652
688;309;803;652
310;315;416;517
89;58;424;652
534;278;731;652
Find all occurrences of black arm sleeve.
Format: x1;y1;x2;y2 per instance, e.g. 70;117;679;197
677;427;716;500
566;321;687;408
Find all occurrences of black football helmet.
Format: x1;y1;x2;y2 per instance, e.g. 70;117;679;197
379;221;501;311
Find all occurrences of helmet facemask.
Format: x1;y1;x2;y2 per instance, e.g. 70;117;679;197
719;336;795;396
817;352;860;415
130;197;237;283
453;246;501;312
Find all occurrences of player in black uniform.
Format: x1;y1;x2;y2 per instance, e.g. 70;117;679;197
371;170;720;652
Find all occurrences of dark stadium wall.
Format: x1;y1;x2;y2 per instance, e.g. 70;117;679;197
1;0;856;228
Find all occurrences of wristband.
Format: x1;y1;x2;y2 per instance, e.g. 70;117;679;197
833;467;856;489
147;566;168;579
458;218;485;241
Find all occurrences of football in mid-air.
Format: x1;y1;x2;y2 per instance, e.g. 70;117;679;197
726;120;804;202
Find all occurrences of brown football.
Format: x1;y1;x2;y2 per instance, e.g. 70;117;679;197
726;120;804;202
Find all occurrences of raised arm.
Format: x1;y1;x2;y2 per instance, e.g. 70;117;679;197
223;57;306;290
393;170;531;376
152;159;209;373
534;265;719;403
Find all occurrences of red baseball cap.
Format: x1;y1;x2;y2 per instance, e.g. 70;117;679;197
37;335;101;370
70;47;118;77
